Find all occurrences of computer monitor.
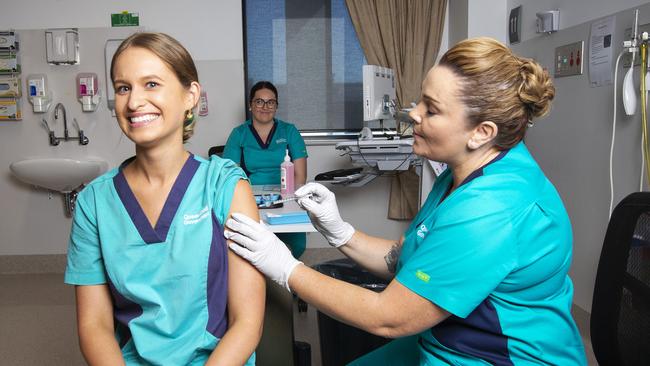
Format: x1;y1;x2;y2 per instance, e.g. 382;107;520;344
362;65;396;122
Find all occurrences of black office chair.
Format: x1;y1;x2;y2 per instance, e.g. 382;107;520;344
591;192;650;366
208;145;225;157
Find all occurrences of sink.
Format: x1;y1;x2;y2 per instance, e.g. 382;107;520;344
10;157;108;193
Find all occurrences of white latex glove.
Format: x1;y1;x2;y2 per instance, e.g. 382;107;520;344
295;182;355;247
225;213;302;292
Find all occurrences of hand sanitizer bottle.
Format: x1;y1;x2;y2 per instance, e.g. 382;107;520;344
281;149;294;195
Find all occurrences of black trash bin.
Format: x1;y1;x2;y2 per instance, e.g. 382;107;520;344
313;258;391;366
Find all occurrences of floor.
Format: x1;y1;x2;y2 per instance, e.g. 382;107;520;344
0;273;86;365
1;250;597;365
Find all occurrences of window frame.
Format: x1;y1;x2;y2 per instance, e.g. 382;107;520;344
240;0;370;139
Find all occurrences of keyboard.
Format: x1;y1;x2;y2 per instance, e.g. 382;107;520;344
315;167;363;181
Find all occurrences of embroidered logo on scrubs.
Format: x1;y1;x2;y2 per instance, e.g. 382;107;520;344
275;138;287;144
416;224;428;238
415;270;431;283
184;206;210;225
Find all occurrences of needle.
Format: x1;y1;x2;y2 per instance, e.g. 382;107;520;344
272;194;312;205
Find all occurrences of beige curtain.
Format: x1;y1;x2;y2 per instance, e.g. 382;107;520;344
346;0;447;220
387;165;421;220
345;0;447;109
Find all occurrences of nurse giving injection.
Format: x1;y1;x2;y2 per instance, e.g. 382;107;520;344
226;37;587;365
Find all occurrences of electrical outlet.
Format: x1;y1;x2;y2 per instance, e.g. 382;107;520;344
555;41;584;77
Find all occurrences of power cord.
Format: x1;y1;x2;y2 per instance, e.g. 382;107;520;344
640;38;650;190
609;51;626;217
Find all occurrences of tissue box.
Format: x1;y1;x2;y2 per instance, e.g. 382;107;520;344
264;211;310;225
0;99;21;120
0;76;21;97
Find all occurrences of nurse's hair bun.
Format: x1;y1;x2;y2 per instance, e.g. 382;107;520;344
517;59;555;120
438;37;556;149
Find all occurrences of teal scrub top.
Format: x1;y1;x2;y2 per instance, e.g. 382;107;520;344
393;142;586;365
223;118;307;185
65;154;255;366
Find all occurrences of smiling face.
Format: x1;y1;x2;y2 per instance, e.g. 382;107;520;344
250;88;278;125
112;46;198;149
408;66;475;165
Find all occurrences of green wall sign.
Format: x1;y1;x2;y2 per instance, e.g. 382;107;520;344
111;12;139;27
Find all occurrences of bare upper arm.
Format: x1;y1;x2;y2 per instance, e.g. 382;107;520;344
76;284;115;330
226;180;265;327
375;278;450;338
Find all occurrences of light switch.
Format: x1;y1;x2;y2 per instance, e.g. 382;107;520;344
555;41;584;77
509;6;522;44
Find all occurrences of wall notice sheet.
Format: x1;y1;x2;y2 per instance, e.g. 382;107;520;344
589;16;615;87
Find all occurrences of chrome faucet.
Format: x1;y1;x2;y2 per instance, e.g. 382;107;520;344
43;103;89;146
54;103;69;139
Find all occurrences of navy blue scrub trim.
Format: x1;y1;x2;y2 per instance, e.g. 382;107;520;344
248;119;278;149
426;149;510;224
459;149;508;187
240;148;251;177
113;154;200;244
240;119;279;178
206;213;229;338
155;155;199;239
429;299;514;365
419;149;514;364
106;277;143;348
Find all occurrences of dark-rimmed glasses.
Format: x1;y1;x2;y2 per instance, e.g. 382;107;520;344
253;98;278;109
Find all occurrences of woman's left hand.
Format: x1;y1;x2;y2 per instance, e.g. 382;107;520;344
225;213;302;291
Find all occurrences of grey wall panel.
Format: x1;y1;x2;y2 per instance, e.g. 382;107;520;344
512;3;650;311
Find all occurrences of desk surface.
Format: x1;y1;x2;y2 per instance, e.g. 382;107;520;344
252;185;316;233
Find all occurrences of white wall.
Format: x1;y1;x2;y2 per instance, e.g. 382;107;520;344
507;0;649;43
468;0;507;43
0;0;243;61
446;0;507;46
0;0;245;256
1;0;418;256
506;1;650;312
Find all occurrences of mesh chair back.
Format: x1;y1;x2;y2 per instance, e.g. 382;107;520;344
591;192;650;366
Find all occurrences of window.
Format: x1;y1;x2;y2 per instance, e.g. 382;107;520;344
243;0;367;133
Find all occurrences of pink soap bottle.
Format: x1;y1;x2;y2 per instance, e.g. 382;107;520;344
280;149;295;195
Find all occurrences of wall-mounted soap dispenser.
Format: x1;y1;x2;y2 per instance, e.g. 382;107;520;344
77;72;100;112
26;74;52;113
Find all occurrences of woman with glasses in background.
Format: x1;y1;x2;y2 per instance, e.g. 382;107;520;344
223;81;308;258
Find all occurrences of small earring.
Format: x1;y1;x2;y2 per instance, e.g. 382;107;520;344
184;110;194;126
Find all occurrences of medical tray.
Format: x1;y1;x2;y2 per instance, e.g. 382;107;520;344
264;211;311;225
255;194;283;209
